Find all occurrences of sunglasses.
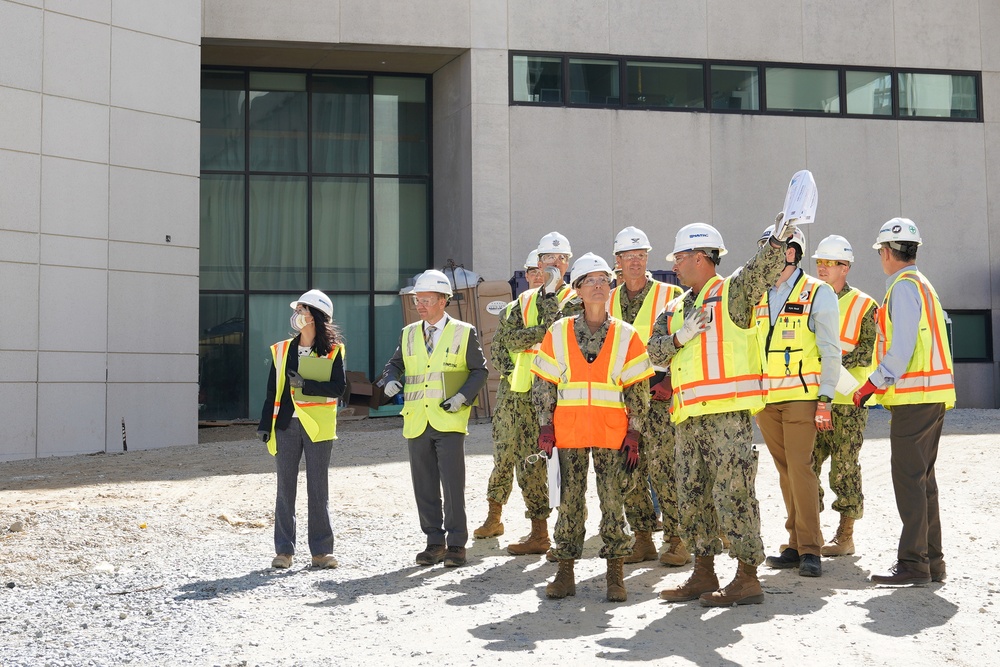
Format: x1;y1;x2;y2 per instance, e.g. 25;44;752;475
815;259;848;267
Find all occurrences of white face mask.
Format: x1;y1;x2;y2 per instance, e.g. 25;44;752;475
290;313;310;331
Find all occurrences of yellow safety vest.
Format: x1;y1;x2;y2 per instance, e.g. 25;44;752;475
875;270;955;408
508;285;576;392
400;318;474;438
755;272;825;403
267;340;343;455
834;287;877;405
667;275;765;424
610;280;683;372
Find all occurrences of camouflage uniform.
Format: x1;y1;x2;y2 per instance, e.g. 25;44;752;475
532;315;650;560
647;242;785;566
812;283;877;519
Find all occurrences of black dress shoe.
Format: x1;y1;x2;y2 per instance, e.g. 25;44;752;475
799;553;822;577
870;561;931;586
765;548;800;569
443;546;467;567
416;544;448;566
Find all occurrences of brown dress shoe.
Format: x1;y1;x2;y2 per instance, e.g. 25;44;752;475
443;546;467;567
870;561;931;586
416;544;448;566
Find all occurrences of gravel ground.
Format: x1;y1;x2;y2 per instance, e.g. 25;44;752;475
1;410;999;666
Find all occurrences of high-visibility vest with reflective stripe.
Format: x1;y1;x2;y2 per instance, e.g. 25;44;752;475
508;285;576;393
667;275;765;424
610;280;683;372
532;316;653;449
267;339;343;455
755;272;825;403
834;287;878;405
875;270;955;408
400;319;474;438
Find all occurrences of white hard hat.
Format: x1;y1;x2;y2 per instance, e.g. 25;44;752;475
614;226;652;254
812;234;854;263
412;269;454;297
873;217;922;249
759;222;805;250
290;289;333;318
524;249;540;269
569;252;614;287
667;223;728;262
536;231;573;258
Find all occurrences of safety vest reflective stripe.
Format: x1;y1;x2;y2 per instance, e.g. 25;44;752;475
266;339;342;455
839;288;876;353
611;280;681;374
756;272;824;402
400;319;474;437
508;286;576;392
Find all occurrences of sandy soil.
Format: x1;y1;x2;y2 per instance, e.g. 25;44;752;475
1;409;999;666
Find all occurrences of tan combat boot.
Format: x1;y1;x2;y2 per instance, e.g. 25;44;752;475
659;535;692;567
473;500;505;539
700;560;765;606
821;516;855;556
507;518;550;555
606;557;627;602
659;555;719;602
546;558;576;598
624;530;658;564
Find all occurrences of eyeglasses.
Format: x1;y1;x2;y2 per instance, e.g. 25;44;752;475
539;253;569;262
815;259;848;267
580;276;611;287
412;296;441;306
672;251;699;264
523;452;547;468
618;251;647;262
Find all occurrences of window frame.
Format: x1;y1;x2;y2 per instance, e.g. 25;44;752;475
947;309;993;363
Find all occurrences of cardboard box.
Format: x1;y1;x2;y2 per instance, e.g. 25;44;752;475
345;371;374;409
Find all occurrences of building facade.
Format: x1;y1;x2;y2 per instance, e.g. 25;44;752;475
2;0;998;460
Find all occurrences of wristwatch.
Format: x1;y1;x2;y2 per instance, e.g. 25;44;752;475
817;395;832;404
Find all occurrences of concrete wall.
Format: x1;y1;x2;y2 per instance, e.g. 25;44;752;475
0;0;201;460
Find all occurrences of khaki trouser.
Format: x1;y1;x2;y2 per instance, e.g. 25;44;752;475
758;401;824;557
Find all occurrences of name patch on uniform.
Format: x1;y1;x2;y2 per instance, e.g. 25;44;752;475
784;303;804;314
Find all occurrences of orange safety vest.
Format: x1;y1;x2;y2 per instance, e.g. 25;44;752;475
834;287;878;405
266;339;343;455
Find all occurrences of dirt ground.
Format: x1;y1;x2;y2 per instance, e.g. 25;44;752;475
1;409;999;666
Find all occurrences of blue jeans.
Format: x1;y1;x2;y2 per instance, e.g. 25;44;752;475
274;419;334;556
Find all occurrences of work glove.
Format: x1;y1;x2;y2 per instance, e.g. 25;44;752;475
440;393;466;413
650;376;673;402
538;423;556;458
814;401;833;432
287;370;305;389
257;430;269;444
619;429;641;473
542;266;562;295
674;307;710;347
383;379;402;398
853;379;878;408
536;289;561;325
772;211;798;244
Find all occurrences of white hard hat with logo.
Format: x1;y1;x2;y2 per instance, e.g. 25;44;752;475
667;223;728;261
873;217;922;249
569;252;614;286
536;231;573;258
290;289;333;318
614;226;652;254
812;235;854;263
412;269;454;297
759;222;806;250
524;249;540;269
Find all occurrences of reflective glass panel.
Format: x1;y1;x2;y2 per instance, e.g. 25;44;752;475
375;294;405;380
710;65;760;110
626;61;704;109
950;311;991;362
312;75;370;174
249;72;307;172
247;294;299;422
765;67;840;113
324;294;370;375
248;176;307;290
200;174;244;290
199;294;246;419
312;178;370;290
373;178;429;291
511;55;563;103
846;71;893;115
201;71;245;170
898;73;977;119
374;77;427;175
568;59;620;105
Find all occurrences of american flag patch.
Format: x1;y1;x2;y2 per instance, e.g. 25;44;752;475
782;330;795;339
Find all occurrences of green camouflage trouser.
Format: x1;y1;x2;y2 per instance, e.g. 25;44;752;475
624;399;680;535
552;447;631;560
487;379;550;519
673;410;765;566
813;403;867;519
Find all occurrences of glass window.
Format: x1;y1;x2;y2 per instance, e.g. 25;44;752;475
198;294;246;421
626;62;704;109
325;294;371;375
765;67;840;113
312;177;370;290
201;71;245;170
373;178;429;291
312;75;370;174
846;70;892;115
568;58;620;105
374;77;428;175
200;174;244;291
248;176;307;291
247;294;298;422
710;65;759;110
898;72;978;119
249;72;307;172
511;55;563;103
375;294;405;379
949;310;992;362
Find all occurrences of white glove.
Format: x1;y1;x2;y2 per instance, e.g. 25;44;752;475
773;212;797;243
440;393;466;413
674;307;710;346
383;380;402;398
542;266;561;294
